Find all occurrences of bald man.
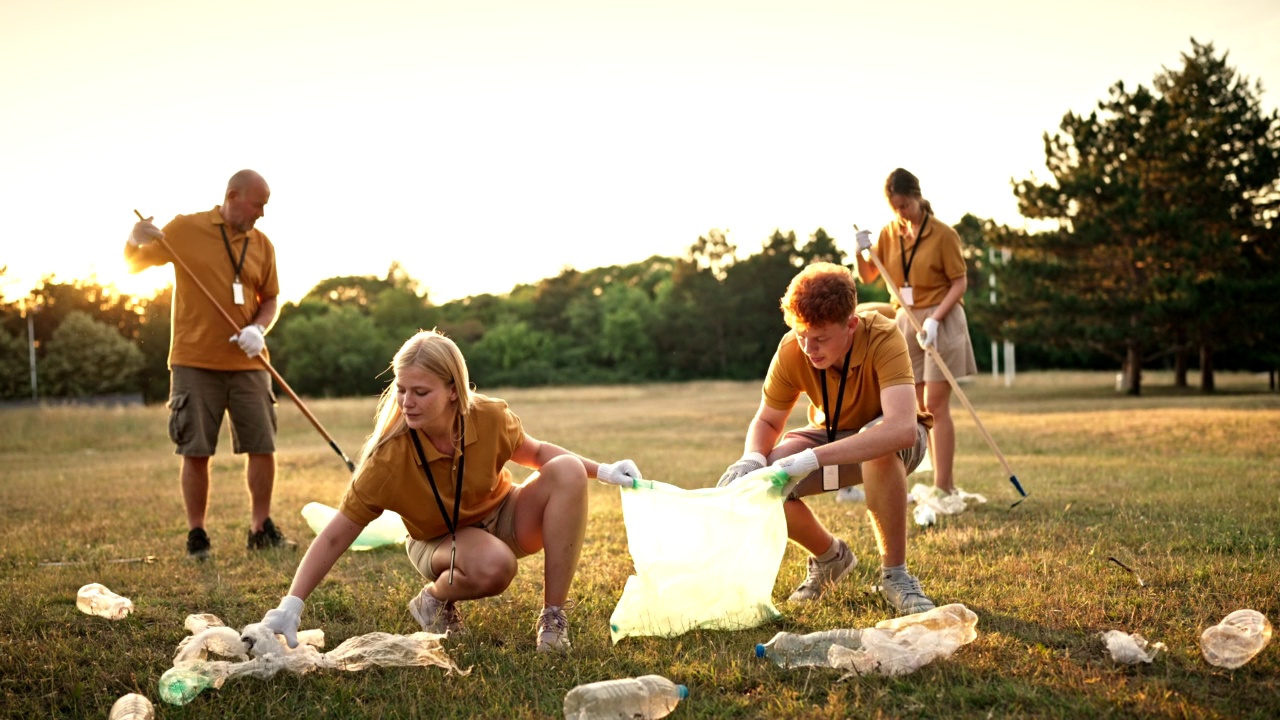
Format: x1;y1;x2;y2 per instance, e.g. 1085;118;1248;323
126;170;294;560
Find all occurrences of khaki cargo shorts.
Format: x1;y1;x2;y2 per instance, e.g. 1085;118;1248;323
168;366;277;456
405;484;529;582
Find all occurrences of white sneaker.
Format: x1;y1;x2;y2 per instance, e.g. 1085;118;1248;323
787;538;857;602
878;571;936;616
536;605;571;652
407;587;465;635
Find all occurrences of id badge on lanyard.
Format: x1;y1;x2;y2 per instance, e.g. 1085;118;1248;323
232;282;245;305
899;285;915;307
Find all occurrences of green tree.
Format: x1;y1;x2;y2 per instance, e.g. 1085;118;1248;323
275;305;391;397
40;311;145;397
0;327;28;399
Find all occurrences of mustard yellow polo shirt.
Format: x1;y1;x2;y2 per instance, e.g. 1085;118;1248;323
873;214;966;309
339;395;525;541
125;207;279;371
761;311;933;431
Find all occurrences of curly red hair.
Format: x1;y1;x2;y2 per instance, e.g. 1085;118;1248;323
780;262;858;330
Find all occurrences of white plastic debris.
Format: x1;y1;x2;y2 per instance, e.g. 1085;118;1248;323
909;483;987;517
1199;609;1272;669
1100;630;1166;664
827;603;978;677
76;583;133;620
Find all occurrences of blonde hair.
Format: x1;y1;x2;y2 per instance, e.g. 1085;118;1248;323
355;329;474;470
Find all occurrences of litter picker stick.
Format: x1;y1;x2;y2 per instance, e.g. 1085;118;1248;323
134;210;354;472
856;227;1026;502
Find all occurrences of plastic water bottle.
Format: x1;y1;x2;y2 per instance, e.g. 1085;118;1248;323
108;692;154;720
1200;609;1273;669
756;629;863;668
563;674;688;719
158;664;218;706
76;583;133;620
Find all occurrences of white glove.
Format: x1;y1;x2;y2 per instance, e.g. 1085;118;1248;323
772;448;820;479
855;228;873;252
917;317;940;349
597;459;643;486
231;324;266;357
250;595;303;649
717;451;766;487
128;217;164;247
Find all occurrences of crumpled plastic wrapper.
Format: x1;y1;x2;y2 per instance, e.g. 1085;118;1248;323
75;583;133;620
160;612;468;705
1200;609;1273;669
828;603;978;678
909;483;987;517
1100;630;1165;664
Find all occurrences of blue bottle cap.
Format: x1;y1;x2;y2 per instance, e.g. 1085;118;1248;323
677;685;689;699
755;643;766;658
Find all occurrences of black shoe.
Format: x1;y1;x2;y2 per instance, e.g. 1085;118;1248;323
247;517;298;551
186;527;212;560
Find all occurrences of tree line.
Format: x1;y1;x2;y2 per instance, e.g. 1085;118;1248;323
2;40;1276;401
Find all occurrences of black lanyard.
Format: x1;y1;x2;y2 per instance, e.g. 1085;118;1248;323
408;422;467;583
817;342;855;443
219;225;250;282
898;212;929;285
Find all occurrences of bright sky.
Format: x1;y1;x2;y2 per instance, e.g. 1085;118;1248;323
3;0;1278;305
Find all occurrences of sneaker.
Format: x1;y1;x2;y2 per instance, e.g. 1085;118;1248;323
246;517;298;551
186;527;211;561
878;571;937;616
407;587;465;636
787;537;856;602
536;605;571;652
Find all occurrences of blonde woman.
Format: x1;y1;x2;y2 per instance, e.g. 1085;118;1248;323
254;330;641;652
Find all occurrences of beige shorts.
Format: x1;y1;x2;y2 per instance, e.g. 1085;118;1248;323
897;304;978;384
168;366;277;456
781;419;930;499
405;484;529;582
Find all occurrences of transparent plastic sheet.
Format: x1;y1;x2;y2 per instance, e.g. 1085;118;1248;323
1100;630;1166;664
609;467;790;643
301;502;409;551
160;614;467;706
1199;609;1273;669
826;603;978;678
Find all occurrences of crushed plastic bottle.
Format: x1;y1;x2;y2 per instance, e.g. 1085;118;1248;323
76;583;133;620
1100;630;1165;664
108;692;154;720
756;629;863;668
828;603;979;677
158;663;220;705
1199;609;1273;669
563;674;688;720
912;503;937;527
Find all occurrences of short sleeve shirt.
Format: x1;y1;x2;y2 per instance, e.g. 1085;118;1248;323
761;311;933;431
873;214;966;309
125;207;279;370
338;394;526;541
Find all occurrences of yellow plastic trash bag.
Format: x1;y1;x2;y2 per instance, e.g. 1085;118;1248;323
301;502;408;551
609;467;790;643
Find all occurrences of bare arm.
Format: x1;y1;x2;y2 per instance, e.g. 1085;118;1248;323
810;383;918;467
743;398;791;457
929;275;967;323
252;295;279;332
856;248;881;285
285;512;363;600
510;432;595;475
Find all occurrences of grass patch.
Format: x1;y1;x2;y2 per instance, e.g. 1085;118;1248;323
1;372;1278;718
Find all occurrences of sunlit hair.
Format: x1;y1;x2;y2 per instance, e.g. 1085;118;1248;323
355;329;474;470
780;262;858;330
884;167;933;215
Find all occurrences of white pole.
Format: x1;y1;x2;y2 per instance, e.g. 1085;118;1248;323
988;247;999;380
26;307;38;402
